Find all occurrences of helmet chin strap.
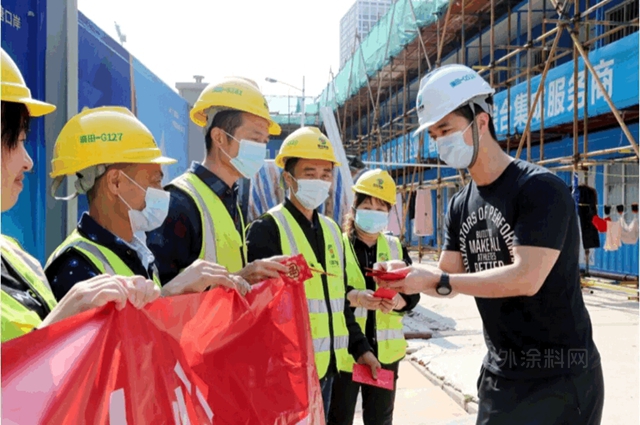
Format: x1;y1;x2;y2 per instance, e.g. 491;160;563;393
467;102;481;169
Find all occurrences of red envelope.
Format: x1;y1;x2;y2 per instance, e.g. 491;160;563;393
365;268;410;281
352;364;395;391
373;288;398;300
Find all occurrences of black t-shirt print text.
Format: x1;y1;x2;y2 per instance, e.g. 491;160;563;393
458;203;516;273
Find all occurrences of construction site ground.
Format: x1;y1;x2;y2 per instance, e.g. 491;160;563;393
360;254;639;425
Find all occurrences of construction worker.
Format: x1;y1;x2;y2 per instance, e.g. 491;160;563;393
44;106;247;299
1;49;158;343
328;169;420;425
375;64;604;425
245;126;380;420
147;77;288;286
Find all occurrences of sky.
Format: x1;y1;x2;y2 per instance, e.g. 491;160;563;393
77;0;355;100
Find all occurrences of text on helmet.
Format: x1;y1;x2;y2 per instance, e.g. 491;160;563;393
449;73;477;88
79;133;124;143
317;136;329;150
212;87;243;96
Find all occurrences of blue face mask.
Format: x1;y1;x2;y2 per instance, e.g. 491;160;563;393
221;132;267;178
355;209;389;234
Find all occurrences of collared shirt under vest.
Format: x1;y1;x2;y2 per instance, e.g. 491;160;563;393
45;213;161;301
146;164;247;282
267;203;352;380
1;235;57;342
343;233;409;370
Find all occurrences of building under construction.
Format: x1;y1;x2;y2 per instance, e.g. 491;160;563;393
280;0;638;282
2;0;637;284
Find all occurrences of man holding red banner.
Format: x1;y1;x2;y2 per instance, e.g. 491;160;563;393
1;48;159;343
246;126;381;420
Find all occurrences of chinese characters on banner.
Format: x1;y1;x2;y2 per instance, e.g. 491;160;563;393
491;34;637;137
1;7;22;29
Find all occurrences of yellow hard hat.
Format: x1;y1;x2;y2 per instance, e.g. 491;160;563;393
275;126;341;169
50;106;176;178
1;48;56;117
352;169;397;205
190;77;281;136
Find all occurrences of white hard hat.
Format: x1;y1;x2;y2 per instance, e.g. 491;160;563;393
414;64;495;136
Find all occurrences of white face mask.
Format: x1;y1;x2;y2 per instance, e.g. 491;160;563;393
220;132;267;179
118;172;170;233
435;122;480;169
291;177;332;211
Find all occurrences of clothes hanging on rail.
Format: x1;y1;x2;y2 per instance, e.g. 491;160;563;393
387;192;403;236
591;215;608;233
577;185;601;250
621;217;639;245
604;217;622;251
413;188;434;236
408;191;417;220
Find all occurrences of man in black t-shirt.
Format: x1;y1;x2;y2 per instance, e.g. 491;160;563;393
375;64;604;425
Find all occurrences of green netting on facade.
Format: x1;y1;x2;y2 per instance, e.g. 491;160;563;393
267;0;450;125
317;0;450;111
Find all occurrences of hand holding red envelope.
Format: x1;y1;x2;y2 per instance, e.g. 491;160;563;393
365;267;410;281
352;364;395;391
372;287;398;300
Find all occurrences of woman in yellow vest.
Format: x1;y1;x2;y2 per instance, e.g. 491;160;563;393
328;169;420;425
1;48;159;343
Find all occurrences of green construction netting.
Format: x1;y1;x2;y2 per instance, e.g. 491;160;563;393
317;0;449;111
267;0;450;125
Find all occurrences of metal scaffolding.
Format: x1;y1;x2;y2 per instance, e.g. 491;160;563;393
326;0;639;262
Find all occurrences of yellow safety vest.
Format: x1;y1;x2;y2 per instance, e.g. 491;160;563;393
343;233;407;369
45;230;161;288
1;235;58;342
169;172;246;273
268;204;351;379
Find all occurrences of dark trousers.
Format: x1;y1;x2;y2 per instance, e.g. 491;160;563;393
327;361;400;425
476;363;605;425
320;375;335;423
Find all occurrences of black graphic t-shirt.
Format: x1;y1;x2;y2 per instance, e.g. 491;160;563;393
444;160;600;379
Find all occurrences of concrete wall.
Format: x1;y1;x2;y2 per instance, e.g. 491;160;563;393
176;79;207;165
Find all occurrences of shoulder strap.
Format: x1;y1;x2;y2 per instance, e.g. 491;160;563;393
170;173;219;263
319;215;344;271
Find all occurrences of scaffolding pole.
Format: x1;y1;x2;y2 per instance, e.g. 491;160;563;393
332;0;638;257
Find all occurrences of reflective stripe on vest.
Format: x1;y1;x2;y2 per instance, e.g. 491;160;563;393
1;235;58;342
377;329;405;342
269;204;351;378
170;172;246;273
308;298;345;315
354;307;367;319
45;230;161;288
343;232;407;369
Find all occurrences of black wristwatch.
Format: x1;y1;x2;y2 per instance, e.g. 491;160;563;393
436;272;452;296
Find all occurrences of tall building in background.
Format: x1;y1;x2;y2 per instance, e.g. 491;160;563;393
339;0;393;69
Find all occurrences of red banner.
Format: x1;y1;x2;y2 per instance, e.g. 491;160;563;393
2;255;324;424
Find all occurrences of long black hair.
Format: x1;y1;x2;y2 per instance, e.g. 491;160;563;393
1;101;30;151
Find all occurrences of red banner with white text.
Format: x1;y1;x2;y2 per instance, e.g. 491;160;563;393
2;255;323;425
